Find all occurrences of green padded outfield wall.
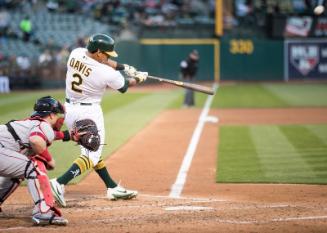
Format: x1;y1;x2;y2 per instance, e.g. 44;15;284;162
115;39;218;81
220;38;284;81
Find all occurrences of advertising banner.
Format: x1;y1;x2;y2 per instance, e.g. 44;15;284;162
284;17;313;37
285;40;327;80
312;17;327;37
272;16;327;38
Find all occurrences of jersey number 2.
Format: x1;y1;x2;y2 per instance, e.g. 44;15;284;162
71;73;83;93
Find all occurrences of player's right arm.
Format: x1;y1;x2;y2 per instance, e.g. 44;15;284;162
29;135;55;169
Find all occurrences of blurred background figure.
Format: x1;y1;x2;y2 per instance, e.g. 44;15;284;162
0;69;10;93
0;7;10;39
19;15;32;42
16;54;31;78
180;50;199;108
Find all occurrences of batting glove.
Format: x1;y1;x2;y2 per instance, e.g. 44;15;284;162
133;71;148;83
123;64;137;77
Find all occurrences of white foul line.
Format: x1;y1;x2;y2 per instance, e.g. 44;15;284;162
272;215;327;222
0;227;31;231
169;83;219;198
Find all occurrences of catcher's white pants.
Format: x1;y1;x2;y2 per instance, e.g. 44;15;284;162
0;147;55;213
64;102;105;166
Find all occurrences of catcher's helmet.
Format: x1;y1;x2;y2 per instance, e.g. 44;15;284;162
32;96;65;117
86;33;118;57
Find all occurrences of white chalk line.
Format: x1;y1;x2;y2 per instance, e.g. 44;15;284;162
165;206;214;211
0;227;32;231
169;83;219;198
72;203;296;212
272;215;327;222
89;215;327;225
1;215;326;231
215;215;327;225
139;193;226;202
68;193;226;202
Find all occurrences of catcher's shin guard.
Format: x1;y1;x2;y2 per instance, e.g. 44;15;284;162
27;159;56;214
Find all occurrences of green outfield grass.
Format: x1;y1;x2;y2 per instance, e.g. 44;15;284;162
217;125;327;184
215;82;327;184
212;82;327;108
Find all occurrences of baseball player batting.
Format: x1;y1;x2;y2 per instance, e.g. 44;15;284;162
50;33;147;207
0;96;82;226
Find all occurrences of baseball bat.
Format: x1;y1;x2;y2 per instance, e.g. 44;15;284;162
104;60;215;95
147;75;215;95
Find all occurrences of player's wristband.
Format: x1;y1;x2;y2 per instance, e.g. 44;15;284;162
62;130;71;141
116;63;125;71
55;130;71;141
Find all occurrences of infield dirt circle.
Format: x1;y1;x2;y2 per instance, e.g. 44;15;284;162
1;107;327;232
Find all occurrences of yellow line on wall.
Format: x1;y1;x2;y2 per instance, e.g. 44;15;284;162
140;38;220;82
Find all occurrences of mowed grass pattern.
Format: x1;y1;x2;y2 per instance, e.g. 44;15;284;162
217;125;327;184
212;83;327;108
216;83;327;184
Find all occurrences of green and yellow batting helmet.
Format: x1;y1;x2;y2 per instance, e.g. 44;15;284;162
86;33;118;57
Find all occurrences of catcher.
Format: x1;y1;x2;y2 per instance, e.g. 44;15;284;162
0;96;82;226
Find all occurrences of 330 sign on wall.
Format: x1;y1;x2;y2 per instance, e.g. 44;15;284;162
229;39;254;55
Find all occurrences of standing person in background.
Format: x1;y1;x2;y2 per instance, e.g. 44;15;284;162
0;70;10;93
19;16;32;42
180;49;199;107
50;33;148;207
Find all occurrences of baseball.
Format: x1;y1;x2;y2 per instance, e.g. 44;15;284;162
314;5;325;15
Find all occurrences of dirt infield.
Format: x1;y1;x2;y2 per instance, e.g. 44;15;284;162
1;108;327;232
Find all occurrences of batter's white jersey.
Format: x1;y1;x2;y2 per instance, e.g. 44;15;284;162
65;48;125;104
64;47;126;165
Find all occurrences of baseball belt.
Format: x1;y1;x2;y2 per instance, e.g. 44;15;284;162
65;98;92;106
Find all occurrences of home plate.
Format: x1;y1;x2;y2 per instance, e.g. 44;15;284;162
164;206;214;211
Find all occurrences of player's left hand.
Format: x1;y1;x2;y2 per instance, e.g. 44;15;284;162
123;64;137;77
133;71;148;83
70;128;87;142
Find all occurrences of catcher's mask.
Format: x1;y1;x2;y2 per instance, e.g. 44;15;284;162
32;96;65;118
86;33;118;57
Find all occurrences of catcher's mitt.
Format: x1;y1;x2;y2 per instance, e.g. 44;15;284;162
72;119;100;152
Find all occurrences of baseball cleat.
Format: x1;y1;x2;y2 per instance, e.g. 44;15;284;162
50;179;66;207
32;212;68;226
107;185;138;200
